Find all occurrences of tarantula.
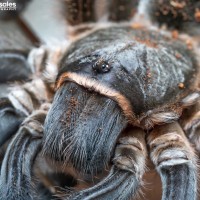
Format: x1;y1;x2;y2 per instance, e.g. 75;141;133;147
0;0;200;199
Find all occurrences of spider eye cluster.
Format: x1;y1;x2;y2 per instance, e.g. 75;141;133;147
92;60;111;73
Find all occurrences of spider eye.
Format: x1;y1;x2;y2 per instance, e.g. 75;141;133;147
92;60;111;73
101;63;110;71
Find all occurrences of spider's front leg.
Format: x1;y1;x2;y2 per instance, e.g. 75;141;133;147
0;107;48;200
148;122;197;200
66;127;147;200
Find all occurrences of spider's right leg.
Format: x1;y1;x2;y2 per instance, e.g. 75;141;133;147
0;108;48;200
179;98;200;151
147;0;200;35
65;128;147;200
65;0;96;26
148;122;197;200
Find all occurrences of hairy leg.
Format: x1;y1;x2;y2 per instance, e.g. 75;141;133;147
148;122;197;200
180;101;200;151
147;0;200;35
7;44;67;117
0;108;48;200
64;127;147;200
0;98;24;147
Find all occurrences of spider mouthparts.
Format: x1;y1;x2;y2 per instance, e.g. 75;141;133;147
43;82;128;175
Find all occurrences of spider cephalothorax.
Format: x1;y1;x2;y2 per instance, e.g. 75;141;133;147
0;0;200;200
44;24;198;165
43;24;200;199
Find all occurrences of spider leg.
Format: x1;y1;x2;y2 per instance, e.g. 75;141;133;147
147;0;200;35
6;44;67;118
108;0;139;22
180;100;200;151
0;51;31;84
0;98;24;148
65;0;96;26
65;128;147;200
148;122;197;200
0;108;47;200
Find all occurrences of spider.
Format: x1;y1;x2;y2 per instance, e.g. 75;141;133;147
0;0;200;199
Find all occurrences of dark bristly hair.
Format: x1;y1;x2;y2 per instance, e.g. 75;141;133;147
43;82;128;176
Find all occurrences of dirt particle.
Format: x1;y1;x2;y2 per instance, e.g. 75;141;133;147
65;96;79;127
178;82;184;89
171;30;179;39
161;5;170;15
195;9;200;22
170;0;186;9
185;39;193;50
70;97;78;108
147;71;151;78
135;37;158;48
131;23;144;29
175;52;181;59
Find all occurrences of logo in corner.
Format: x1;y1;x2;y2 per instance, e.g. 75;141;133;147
0;1;16;11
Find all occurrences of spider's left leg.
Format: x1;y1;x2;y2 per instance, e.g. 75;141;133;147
148;122;197;200
0;107;48;200
65;128;147;200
